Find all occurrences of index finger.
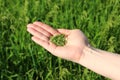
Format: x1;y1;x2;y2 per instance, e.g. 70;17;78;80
33;21;59;35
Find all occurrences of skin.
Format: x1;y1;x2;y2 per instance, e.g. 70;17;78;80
27;21;120;80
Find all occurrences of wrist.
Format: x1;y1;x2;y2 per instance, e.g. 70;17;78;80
78;45;102;67
75;45;92;64
78;45;93;64
77;45;120;79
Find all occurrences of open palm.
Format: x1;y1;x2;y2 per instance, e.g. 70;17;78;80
27;22;88;63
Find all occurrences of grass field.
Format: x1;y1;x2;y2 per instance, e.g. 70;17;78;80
0;0;120;80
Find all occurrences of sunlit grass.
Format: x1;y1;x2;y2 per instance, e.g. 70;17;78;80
0;0;120;80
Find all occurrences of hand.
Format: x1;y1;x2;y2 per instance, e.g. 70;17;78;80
27;22;89;63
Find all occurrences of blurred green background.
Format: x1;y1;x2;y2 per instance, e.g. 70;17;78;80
0;0;120;80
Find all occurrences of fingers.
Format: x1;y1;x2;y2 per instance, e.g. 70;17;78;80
27;24;52;37
33;21;59;35
57;29;71;35
27;27;49;41
27;21;60;53
31;36;49;49
31;35;67;58
32;36;57;53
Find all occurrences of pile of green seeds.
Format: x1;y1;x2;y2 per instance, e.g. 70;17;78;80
50;34;66;46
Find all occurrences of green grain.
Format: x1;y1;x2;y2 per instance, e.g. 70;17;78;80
50;34;66;46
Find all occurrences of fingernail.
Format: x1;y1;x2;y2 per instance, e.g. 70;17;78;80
27;24;32;28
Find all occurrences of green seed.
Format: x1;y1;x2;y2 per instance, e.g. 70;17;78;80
50;34;66;46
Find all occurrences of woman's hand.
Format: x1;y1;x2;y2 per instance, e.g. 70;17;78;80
27;21;89;63
27;21;120;79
